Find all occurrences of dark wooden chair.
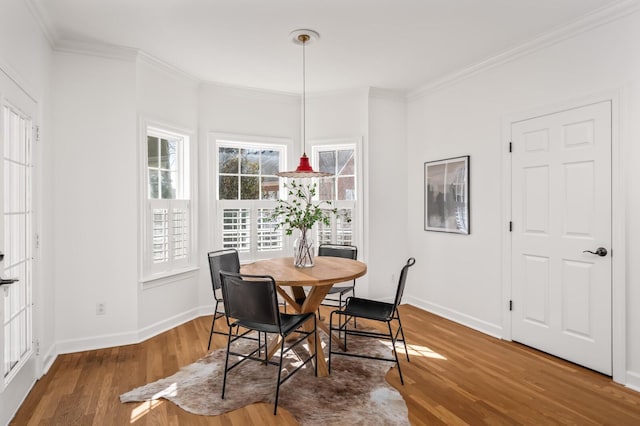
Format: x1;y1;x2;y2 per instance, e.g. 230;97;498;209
219;271;317;414
328;257;416;384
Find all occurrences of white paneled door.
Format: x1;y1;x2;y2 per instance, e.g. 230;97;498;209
0;69;37;418
511;101;612;375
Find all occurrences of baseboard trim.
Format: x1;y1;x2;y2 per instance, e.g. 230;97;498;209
137;307;206;342
55;305;215;355
56;330;140;355
626;371;640;392
41;344;57;376
405;296;503;339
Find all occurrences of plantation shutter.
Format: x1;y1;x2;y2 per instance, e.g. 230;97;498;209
149;199;190;273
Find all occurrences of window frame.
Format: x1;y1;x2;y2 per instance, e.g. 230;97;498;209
210;134;291;262
311;138;363;258
139;120;198;284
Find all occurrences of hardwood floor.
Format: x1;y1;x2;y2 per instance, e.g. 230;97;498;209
12;305;640;425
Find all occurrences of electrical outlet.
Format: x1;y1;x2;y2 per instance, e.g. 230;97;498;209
96;302;106;315
391;273;396;284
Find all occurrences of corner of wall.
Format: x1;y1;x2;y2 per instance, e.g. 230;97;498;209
626;371;640;392
405;296;503;339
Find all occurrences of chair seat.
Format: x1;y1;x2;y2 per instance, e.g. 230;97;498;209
340;297;394;321
326;285;354;295
236;312;314;336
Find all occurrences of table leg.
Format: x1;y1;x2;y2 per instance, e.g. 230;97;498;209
317;319;346;351
298;286;332;376
265;335;283;361
278;285;346;376
276;287;301;312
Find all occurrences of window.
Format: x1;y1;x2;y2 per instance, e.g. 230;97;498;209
313;143;359;247
215;138;287;261
142;125;194;279
2;104;33;384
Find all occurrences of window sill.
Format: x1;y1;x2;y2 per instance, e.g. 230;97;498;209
140;266;200;290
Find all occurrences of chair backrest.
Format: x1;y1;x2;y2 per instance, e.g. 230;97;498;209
393;258;416;311
207;249;240;298
317;244;357;260
219;272;281;330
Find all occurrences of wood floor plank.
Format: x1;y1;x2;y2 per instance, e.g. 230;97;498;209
10;304;640;425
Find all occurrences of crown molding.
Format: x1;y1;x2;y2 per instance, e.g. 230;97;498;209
24;0;57;48
408;0;640;101
54;39;139;61
200;80;300;102
368;87;407;101
136;51;201;84
305;87;370;100
0;59;39;103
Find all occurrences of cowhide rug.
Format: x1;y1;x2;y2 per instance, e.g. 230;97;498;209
120;331;409;425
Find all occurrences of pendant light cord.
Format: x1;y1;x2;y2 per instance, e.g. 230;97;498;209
301;36;306;156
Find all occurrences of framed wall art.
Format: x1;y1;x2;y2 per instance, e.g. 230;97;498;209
424;155;470;234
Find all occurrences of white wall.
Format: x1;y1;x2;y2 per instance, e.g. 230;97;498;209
406;10;640;386
52;51;139;352
366;89;410;300
135;57;201;333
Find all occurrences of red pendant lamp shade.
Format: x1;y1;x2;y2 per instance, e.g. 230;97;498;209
276;30;332;179
296;154;313;171
277;153;330;178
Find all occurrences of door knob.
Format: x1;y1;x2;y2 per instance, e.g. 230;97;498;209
583;247;608;257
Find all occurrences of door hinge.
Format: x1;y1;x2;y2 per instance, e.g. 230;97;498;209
34;125;40;142
34;339;40;356
509;221;513;232
35;233;40;249
509;141;512;153
509;300;513;311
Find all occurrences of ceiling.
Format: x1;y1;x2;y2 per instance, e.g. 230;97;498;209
31;0;622;94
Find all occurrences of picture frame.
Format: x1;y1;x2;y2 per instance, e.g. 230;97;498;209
424;155;470;234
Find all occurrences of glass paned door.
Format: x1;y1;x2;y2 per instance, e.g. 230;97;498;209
2;103;33;381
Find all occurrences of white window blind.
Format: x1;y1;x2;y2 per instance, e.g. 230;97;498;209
222;208;250;252
313;144;357;247
215;139;287;261
142;125;194;280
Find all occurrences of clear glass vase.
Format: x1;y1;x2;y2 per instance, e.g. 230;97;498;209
293;229;314;268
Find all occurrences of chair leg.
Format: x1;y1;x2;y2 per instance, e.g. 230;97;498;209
396;313;410;362
208;300;220;350
351;288;357;329
221;325;233;399
274;336;286;415
258;331;263;361
262;332;267;363
313;316;318;377
388;321;404;385
344;311;348;350
328;311;334;374
338;294;345;341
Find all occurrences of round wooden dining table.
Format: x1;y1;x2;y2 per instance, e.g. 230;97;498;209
241;256;367;377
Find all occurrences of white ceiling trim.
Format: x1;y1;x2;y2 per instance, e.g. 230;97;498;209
137;51;201;84
199;80;300;103
0;59;39;103
408;0;640;101
54;39;138;61
368;87;406;101
24;0;57;48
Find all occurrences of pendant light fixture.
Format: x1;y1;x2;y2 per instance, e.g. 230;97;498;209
277;29;332;178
